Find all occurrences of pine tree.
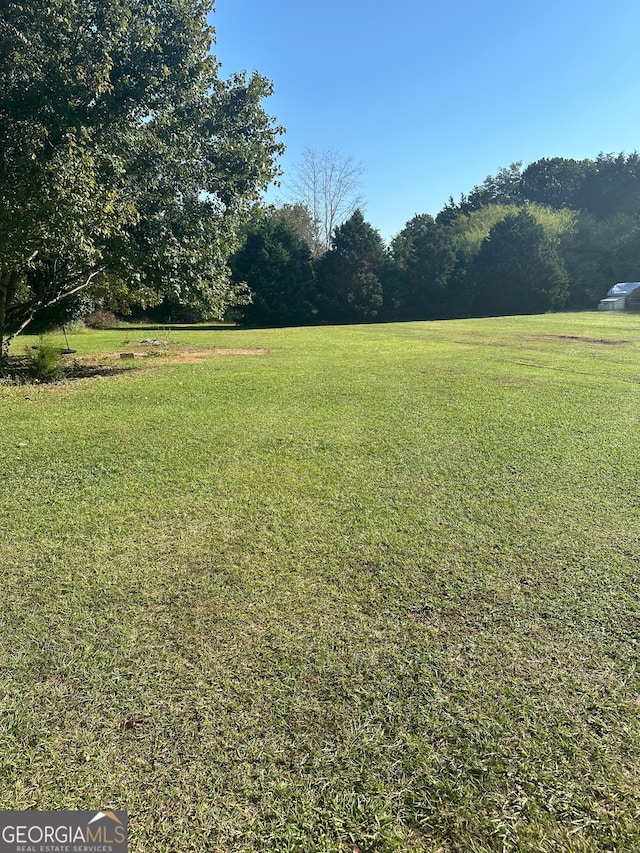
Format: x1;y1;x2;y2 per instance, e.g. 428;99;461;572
472;210;569;316
315;210;386;324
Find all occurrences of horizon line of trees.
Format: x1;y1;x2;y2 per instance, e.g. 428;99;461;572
229;152;640;327
5;9;640;350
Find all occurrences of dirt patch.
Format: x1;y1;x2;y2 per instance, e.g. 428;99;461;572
526;334;630;345
172;347;268;360
1;346;268;386
103;346;268;364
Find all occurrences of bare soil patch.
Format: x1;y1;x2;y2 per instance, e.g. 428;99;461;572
1;346;268;385
102;345;268;363
526;334;630;345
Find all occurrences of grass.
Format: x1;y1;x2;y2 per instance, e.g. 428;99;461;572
1;312;639;851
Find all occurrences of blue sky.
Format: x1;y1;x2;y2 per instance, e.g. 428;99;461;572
211;0;640;241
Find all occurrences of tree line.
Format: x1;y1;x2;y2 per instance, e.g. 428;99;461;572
231;153;640;327
2;1;639;351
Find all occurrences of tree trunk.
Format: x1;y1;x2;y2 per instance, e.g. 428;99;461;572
0;270;19;364
0;273;9;362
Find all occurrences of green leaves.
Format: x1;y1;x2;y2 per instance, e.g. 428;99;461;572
316;211;386;324
471;210;569;316
0;0;283;348
231;214;316;327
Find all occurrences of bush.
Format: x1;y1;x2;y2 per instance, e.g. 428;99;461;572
63;319;87;334
27;343;64;381
83;309;118;329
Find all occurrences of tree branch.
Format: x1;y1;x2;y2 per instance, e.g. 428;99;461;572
5;267;105;346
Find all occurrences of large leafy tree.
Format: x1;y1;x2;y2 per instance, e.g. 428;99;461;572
472;210;569;316
458;153;640;220
0;0;283;355
579;152;640;218
560;211;640;308
464;162;524;211
520;157;595;210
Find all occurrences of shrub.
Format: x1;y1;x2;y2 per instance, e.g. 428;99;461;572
83;309;118;329
63;319;88;334
27;343;64;381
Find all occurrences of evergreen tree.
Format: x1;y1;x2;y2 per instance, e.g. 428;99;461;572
388;215;459;320
472;210;569;316
231;217;315;327
315;210;386;324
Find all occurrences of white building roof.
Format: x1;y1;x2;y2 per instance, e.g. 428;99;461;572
606;282;640;296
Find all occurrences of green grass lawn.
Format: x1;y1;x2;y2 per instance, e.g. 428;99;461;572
1;312;639;852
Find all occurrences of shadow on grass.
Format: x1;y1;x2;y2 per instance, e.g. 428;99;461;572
113;324;242;333
0;356;134;385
